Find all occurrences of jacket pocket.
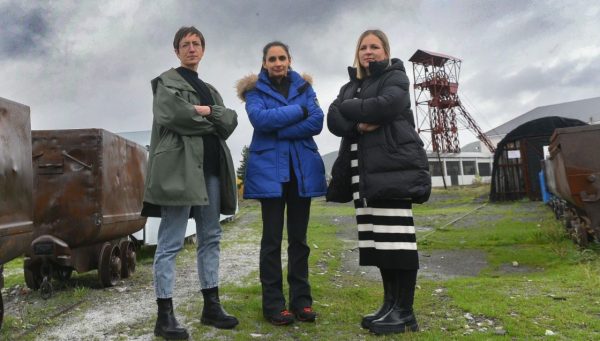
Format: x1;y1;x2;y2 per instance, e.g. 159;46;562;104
154;131;183;155
298;139;325;175
148;146;188;196
249;137;276;153
247;145;275;175
383;125;397;149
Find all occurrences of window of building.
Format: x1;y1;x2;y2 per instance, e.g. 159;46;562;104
429;161;444;176
446;161;460;176
462;161;476;175
478;162;491;176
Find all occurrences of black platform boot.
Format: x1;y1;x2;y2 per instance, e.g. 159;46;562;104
201;287;239;329
361;268;396;329
369;270;419;335
154;298;189;340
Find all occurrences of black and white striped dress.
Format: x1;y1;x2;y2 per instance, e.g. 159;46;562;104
351;143;419;269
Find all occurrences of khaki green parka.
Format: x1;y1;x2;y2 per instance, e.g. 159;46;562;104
142;68;238;217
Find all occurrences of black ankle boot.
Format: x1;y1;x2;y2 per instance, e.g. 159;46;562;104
201;287;239;329
369;269;419;335
361;268;395;329
155;298;189;340
369;307;419;335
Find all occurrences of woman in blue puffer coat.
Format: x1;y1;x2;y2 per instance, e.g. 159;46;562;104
236;41;327;326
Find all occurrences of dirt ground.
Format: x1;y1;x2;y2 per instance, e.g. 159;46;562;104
3;210;261;341
332;214;490;282
2;196;537;340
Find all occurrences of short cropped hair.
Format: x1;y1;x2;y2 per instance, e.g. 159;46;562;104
173;26;205;51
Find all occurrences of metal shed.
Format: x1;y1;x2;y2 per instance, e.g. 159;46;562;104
489;116;586;201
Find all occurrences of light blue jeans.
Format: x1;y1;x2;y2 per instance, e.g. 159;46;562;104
153;175;222;299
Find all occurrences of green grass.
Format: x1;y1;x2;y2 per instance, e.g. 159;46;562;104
2;185;600;340
1;256;25;289
175;192;600;340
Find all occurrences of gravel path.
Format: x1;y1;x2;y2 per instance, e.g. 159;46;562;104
36;210;260;341
332;213;490;282
6;196;517;339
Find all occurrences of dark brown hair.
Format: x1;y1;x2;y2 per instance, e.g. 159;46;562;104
262;41;291;62
173;26;205;51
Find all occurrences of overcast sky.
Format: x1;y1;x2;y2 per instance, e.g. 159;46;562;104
2;0;599;167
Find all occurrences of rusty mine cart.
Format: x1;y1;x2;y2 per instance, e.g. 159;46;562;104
24;129;148;298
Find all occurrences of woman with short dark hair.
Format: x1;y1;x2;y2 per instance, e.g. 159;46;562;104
146;26;239;339
236;41;327;326
327;29;431;335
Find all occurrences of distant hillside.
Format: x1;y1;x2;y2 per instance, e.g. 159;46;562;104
322;150;338;177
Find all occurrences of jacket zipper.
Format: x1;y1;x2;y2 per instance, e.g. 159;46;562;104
354;81;367;206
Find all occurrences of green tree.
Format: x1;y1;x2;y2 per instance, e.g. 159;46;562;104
236;145;249;185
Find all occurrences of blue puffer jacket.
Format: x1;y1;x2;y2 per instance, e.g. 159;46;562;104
236;69;327;198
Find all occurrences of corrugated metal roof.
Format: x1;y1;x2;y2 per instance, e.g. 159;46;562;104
486;96;600;137
409;49;461;67
460;140;488;153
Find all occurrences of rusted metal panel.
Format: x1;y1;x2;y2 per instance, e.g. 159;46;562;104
0;97;34;265
28;129;147;273
549;124;600;207
549;124;600;243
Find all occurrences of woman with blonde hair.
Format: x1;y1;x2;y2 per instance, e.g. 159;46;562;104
327;29;431;335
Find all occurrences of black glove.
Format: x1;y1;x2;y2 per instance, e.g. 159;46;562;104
301;106;309;119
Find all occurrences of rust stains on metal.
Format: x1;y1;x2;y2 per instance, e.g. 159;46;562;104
30;129;147;250
25;129;148;290
0;97;35;329
0;97;34;264
548;124;600;245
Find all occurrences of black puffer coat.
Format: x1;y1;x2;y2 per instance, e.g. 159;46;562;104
326;58;431;204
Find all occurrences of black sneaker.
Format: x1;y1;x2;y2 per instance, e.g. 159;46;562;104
266;310;295;326
294;307;317;322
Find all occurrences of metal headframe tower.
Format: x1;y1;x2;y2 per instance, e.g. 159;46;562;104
409;50;495;153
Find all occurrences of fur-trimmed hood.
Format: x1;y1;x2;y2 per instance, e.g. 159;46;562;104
236;71;313;102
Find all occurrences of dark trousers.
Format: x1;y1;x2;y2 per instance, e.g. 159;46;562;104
259;175;312;316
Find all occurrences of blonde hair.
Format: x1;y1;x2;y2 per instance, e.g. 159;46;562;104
353;29;391;79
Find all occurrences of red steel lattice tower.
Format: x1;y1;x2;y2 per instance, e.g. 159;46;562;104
409;50;495;153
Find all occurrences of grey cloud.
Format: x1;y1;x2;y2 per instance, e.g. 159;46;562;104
560;60;600;88
0;2;51;58
1;0;599;166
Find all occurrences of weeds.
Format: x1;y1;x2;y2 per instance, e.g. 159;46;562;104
72;286;88;300
2;185;600;340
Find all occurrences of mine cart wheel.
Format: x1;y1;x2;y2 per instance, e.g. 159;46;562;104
120;241;136;279
99;243;122;288
24;264;43;290
53;266;73;282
